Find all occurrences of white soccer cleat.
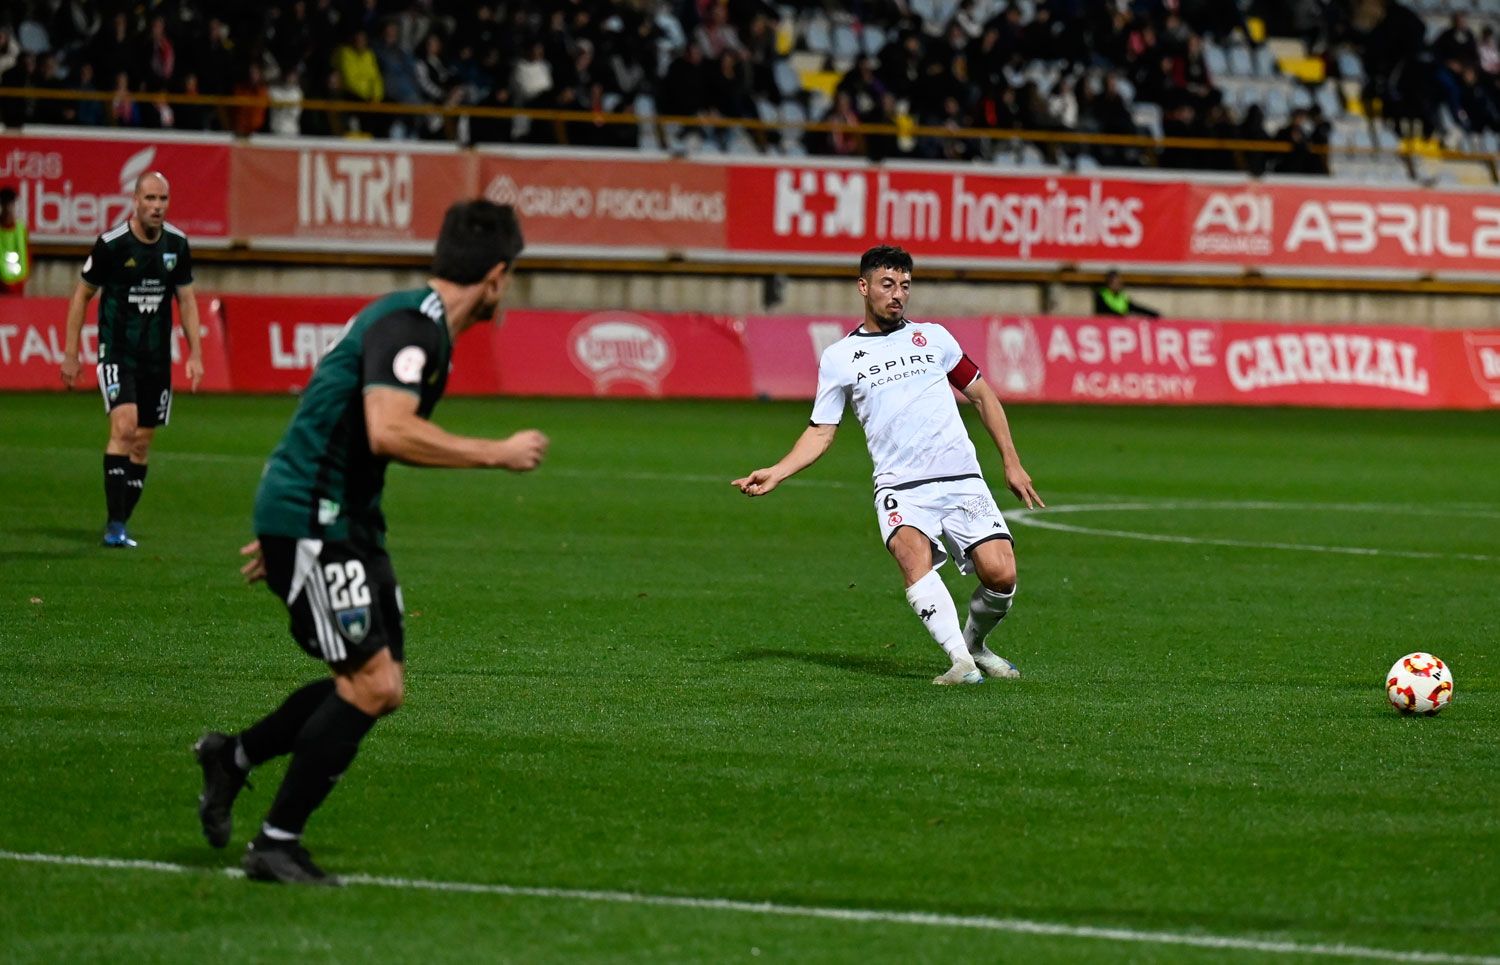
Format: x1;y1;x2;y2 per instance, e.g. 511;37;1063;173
973;649;1020;679
933;660;985;686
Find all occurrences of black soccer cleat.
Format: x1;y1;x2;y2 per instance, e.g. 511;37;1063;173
193;732;248;848
242;835;341;886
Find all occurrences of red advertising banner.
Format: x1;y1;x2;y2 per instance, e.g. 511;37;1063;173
10;133;1500;276
213;298;752;398
1184;182;1500;275
743;314;1500;410
725;166;1185;265
494;309;752;397
476;151;728;254
0;130;232;244
5;291;1493;408
0;294;230;391
231;141;477;251
211;294;501;395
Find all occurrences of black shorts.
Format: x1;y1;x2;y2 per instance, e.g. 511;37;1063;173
97;363;172;427
259;534;404;669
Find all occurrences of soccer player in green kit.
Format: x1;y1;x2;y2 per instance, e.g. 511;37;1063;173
193;200;548;885
60;170;204;547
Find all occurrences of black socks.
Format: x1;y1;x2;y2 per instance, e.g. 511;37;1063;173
103;454;130;523
102;455;148;523
264;693;378;837
237;678;337;768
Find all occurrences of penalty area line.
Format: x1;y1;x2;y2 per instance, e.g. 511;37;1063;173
1;850;1496;964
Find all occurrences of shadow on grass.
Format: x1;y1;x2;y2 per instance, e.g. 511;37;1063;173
0;526;100;561
732;647;926;680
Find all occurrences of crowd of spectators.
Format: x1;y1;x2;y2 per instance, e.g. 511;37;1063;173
0;0;1494;175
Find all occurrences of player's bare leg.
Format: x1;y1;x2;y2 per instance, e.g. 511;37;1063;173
102;404;143;546
243;649;401;885
964;539;1020;679
889;526;981;685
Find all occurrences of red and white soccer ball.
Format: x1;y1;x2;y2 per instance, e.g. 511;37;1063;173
1386;652;1454;716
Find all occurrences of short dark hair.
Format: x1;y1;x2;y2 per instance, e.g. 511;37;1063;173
859;245;913;278
432;200;525;284
0;186;15;204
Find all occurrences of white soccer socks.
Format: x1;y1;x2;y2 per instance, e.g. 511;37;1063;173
963;584;1015;651
905;569;981;684
964;584;1020;679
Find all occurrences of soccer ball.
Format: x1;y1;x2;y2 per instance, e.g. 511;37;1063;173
1386;652;1454;716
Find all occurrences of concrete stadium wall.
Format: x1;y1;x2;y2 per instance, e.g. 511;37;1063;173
23;258;1498;329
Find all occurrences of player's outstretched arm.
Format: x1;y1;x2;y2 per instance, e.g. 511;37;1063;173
365;387;548;470
177;284;205;391
59;281;97;388
962;377;1044;509
732;423;837;497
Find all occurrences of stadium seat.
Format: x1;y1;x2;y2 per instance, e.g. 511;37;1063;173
17;20;50;54
802;14;832;54
1251;45;1279;78
774;60;801;98
1204;42;1230;78
778;100;807;149
1263;85;1291;118
1226;44;1255;78
724;127;759;155
1332;120;1373;151
1131;103;1163;140
808;89;831;119
906;0;934;23
832;22;860;61
1315;84;1342;118
1336;50;1365;82
861;24;887;58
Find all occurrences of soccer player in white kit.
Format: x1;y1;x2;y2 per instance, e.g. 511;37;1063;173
733;246;1044;684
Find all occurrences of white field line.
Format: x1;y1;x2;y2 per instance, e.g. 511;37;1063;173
1;850;1495;964
1008;502;1500;563
0;446;855;489
6;443;1500;512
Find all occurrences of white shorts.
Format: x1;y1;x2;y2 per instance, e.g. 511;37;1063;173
874;476;1012;576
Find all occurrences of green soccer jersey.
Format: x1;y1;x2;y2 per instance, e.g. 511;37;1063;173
82;220;194;373
253;287;454;542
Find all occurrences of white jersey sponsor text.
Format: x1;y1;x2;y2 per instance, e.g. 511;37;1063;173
811;320;981;491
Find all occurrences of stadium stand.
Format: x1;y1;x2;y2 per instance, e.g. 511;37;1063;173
0;1;1496;183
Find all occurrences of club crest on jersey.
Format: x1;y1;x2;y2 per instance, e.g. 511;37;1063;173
337;607;371;643
911;332;927;347
162;252;178;272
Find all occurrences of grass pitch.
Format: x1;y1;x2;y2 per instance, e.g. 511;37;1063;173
0;393;1496;963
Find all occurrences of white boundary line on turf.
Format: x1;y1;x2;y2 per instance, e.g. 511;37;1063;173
1;850;1495;965
1008;501;1500;563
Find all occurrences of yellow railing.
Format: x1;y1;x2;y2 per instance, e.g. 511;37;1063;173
4;84;1496;176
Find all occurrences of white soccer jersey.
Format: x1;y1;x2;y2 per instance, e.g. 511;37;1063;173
810;320;984;491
